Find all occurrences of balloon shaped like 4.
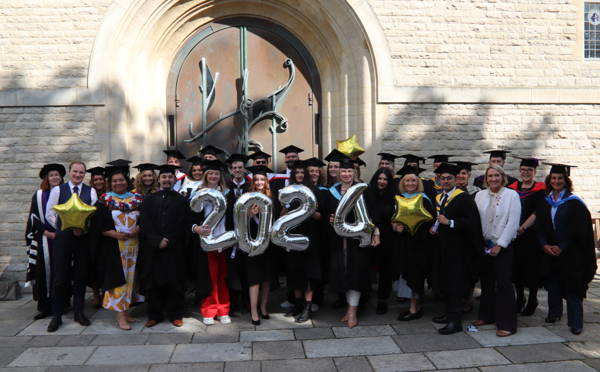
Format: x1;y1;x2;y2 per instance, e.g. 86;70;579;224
234;192;273;257
53;193;97;231
391;194;433;236
271;184;317;251
333;183;374;247
190;188;237;252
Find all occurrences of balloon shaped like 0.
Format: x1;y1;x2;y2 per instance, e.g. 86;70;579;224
271;185;317;251
234;192;273;257
333;183;375;247
189;188;238;252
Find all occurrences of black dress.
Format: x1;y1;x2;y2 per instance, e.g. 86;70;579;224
284;185;321;290
508;181;546;289
322;183;371;293
242;193;277;287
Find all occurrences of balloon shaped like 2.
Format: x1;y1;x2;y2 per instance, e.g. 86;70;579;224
189;188;237;252
333;183;375;247
271;185;317;252
234;192;273;257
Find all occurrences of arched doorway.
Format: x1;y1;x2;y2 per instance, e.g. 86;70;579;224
166;17;321;170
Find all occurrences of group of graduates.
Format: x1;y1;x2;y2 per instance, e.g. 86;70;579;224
25;144;597;336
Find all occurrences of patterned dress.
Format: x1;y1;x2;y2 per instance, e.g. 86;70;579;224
101;192;144;312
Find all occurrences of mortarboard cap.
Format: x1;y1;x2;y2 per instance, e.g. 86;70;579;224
163;149;185;159
248;151;271;160
247;165;273;176
452;161;478;172
515;156;541;168
105;165;130;178
356;158;366;167
226;153;249;164
396;165;426;177
199;145;225;157
279;145;304;154
155;164;180;175
484;149;510;159
86;166;105;177
106;159;131;167
434;162;460;176
545;162;576;177
305;157;326;167
290;160;306;169
40;163;66;179
428;154;452;163
133;163;157;172
186;156;204;166
400;154;426;164
202;159;226;172
339;158;357;169
324;149;349;162
377;152;399;162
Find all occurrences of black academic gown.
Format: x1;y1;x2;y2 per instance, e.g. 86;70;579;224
435;191;483;321
394;194;436;296
284;185;322;290
225;180;250;293
323;183;372;293
536;193;597;299
94;203;128;292
508;181;546;289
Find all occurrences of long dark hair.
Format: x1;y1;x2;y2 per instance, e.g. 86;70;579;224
367;168;395;201
107;169;132;192
544;173;573;193
290;164;311;187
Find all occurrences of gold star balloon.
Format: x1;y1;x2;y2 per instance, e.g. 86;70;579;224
391;194;433;236
336;134;365;159
53;193;97;231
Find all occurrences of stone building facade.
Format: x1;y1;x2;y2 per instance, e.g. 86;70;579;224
1;0;600;282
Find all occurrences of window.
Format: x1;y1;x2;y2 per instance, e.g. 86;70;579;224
585;2;600;59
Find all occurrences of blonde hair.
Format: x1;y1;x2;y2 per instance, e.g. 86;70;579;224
398;174;424;194
483;164;507;188
134;170;158;195
201;169;228;192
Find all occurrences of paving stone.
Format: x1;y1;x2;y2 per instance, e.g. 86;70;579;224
0;367;47;372
0;308;39;321
55;335;94;347
146;333;192;345
423;369;479;372
546;324;600;342
468;326;564;347
496;342;585;363
25;335;63;347
254;313;313;330
333;356;373;372
425;347;510;369
0;336;32;347
583;359;600;370
46;366;150;372
294;327;334;340
566;341;600;358
239;329;294;342
368;353;436;371
192;327;239;343
332;325;396;338
392;321;438;335
149;363;223;371
304;336;400;358
224;360;260;372
141;317;205;334
81;318;144;335
252;340;304;360
479;360;596;372
0;347;26;367
171;343;251;363
261;358;336;372
393;332;481;352
18;319;84;336
90;334;149;346
9;346;96;367
0;320;34;336
87;345;174;365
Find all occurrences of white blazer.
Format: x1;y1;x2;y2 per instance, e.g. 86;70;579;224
474;187;521;249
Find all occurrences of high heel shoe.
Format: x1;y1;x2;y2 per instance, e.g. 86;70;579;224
259;308;270;320
398;308;423;321
251;318;261;326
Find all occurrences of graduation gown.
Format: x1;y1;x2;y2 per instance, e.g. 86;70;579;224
225;180;250;292
435;190;483;299
323;183;372;293
93;203;126;291
508;181;546;288
138;190;189;292
394;193;436;295
25;190;54;311
243;200;278;287
536;192;597;299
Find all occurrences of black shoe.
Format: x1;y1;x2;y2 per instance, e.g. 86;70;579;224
432;314;449;324
398;308;423;321
47;317;62;332
74;312;90;326
570;327;583;335
259;309;270;320
438;321;463;335
521;299;538;316
545;315;561;323
332;296;346;309
295;301;312;323
285;301;303;318
251;318;261;326
375;301;388;315
34;311;51;321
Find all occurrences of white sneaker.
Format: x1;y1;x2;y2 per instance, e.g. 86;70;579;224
202;317;215;325
218;315;231;324
311;303;320;312
280;300;294;309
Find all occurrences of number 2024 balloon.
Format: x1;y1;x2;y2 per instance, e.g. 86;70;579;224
189;188;237;252
333;183;375;247
270;184;317;252
233;192;273;257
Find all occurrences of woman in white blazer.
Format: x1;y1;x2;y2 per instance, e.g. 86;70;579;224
473;165;521;337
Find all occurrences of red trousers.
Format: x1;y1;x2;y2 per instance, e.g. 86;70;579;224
200;251;230;318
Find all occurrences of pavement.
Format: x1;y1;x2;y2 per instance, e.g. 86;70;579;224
1;277;600;371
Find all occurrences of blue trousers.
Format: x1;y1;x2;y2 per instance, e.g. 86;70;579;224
546;276;583;329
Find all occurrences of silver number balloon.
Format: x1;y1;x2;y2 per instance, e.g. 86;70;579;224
233;192;273;257
271;185;317;252
190;188;237;252
333;183;375;247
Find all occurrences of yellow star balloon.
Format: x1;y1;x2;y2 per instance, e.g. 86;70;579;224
391;194;433;236
53;193;97;231
336;134;365;159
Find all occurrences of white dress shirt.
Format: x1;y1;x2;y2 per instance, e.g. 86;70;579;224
475;186;521;249
45;181;98;229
